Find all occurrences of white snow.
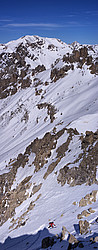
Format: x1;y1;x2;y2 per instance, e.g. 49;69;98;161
68;113;98;134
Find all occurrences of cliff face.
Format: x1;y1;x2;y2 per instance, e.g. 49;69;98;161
0;36;98;248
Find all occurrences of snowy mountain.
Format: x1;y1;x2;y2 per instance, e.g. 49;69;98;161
0;35;98;249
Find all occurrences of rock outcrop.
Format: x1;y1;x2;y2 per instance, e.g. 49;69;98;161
79;220;90;234
57;131;98;186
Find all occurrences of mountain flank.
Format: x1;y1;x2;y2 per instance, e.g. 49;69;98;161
0;35;98;249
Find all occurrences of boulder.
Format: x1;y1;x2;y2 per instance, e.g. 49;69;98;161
78;242;84;248
90;237;94;242
42;236;54;248
68;234;78;244
94;236;98;242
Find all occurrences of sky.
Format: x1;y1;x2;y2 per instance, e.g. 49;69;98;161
0;0;98;44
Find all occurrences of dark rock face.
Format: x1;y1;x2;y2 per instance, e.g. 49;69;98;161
42;237;54;248
78;242;84;248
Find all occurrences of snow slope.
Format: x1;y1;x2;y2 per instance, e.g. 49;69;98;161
0;35;98;249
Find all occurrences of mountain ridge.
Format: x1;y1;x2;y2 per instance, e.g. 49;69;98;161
0;35;98;249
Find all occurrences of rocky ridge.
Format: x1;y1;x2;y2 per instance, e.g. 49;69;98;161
0;36;98;99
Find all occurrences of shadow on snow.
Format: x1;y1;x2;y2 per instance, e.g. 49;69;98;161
0;227;98;250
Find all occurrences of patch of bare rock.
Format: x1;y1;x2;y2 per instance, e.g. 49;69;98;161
79;190;98;207
57;130;98;186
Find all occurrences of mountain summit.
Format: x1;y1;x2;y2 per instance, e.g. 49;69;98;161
0;35;98;249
